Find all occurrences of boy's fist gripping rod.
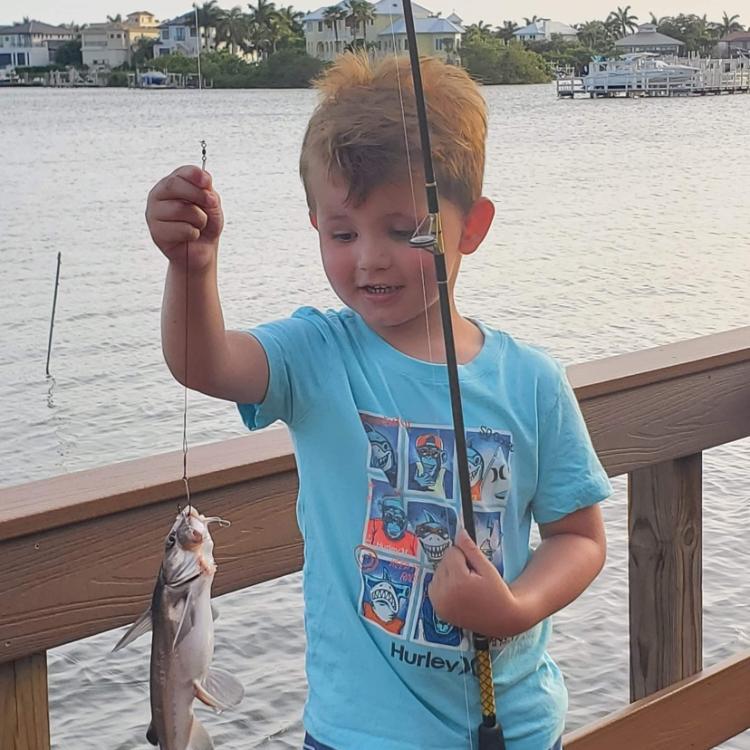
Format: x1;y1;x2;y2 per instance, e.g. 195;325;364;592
400;2;506;748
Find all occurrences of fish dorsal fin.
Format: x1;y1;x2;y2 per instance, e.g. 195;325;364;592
196;668;245;711
146;720;158;746
188;717;215;750
112;608;152;652
172;589;195;651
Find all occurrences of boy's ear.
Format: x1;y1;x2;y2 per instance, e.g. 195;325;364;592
309;211;319;230
458;198;495;256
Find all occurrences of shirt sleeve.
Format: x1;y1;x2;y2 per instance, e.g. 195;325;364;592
531;365;612;525
236;308;331;431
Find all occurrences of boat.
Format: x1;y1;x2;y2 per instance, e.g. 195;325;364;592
582;53;699;93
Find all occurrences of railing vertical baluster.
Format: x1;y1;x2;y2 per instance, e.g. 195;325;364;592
0;652;51;750
628;453;703;701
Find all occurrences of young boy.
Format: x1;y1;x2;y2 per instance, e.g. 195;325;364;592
147;53;610;750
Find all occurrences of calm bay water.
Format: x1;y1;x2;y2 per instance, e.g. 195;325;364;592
1;84;748;748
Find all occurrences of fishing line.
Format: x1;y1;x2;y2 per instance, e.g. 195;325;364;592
180;10;206;518
181;140;207;519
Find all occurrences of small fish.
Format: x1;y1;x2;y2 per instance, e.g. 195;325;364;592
113;507;244;749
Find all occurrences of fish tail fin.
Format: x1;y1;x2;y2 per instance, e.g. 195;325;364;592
188;717;215;750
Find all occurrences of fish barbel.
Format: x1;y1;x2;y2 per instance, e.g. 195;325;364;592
113;507;244;749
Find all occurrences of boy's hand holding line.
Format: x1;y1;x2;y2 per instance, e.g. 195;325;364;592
147;165;224;269
147;165;269;407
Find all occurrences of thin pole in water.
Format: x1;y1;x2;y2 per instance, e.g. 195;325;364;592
46;251;61;376
194;4;202;90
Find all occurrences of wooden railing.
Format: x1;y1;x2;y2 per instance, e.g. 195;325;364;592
2;327;749;749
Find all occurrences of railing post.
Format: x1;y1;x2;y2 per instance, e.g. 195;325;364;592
0;652;51;750
628;453;703;701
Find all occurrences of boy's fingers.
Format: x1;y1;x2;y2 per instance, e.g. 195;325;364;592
150;220;201;244
150;201;209;230
454;528;494;574
150;174;216;211
170;164;211;188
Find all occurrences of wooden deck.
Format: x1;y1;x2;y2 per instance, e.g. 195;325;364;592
1;327;750;748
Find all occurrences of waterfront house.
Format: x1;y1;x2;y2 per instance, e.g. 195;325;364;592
0;20;74;72
81;12;160;68
614;23;684;56
154;11;216;57
513;19;578;43
302;0;462;63
716;30;750;58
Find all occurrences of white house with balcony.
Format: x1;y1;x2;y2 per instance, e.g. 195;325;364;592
0;20;74;72
514;19;578;43
154;11;216;57
303;1;462;63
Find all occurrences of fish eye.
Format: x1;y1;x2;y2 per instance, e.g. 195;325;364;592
166;533;176;548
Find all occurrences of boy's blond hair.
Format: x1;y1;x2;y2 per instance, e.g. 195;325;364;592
300;53;487;214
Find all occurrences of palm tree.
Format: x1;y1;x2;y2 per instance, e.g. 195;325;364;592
577;20;612;50
346;0;376;46
523;15;540;26
216;6;252;55
496;20;518;43
106;13;123;23
323;4;348;47
277;5;304;37
247;0;279;56
607;5;639;38
195;1;223;50
718;11;744;37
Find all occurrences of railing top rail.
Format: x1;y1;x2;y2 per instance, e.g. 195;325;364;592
0;427;295;543
569;326;750;400
1;326;748;543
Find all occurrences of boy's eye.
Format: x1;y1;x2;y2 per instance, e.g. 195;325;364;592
391;229;414;240
332;231;356;242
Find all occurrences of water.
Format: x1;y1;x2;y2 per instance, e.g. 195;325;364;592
1;84;748;748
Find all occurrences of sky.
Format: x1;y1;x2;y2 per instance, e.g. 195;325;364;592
2;1;746;28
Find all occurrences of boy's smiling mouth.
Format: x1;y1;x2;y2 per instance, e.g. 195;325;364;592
362;284;403;295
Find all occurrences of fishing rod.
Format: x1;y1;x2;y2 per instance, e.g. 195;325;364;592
399;3;505;748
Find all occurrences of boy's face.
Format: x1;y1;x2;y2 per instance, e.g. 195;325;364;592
308;165;492;340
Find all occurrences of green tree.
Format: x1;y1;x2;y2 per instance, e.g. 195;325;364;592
131;35;158;66
577;20;613;52
106;13;123;23
54;39;82;66
216;6;252;55
718;11;744;36
323;4;348;46
462;37;551;84
247;0;279;57
607;5;639;37
346;0;376;46
496;20;519;43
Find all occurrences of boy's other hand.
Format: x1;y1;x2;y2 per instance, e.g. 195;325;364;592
429;529;530;639
146;165;224;270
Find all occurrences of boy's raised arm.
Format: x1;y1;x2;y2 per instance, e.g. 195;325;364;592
148;166;269;405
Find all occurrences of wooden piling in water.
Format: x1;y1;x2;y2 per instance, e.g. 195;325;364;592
0;653;51;750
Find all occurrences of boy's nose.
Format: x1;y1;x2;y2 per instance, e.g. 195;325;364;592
355;237;392;271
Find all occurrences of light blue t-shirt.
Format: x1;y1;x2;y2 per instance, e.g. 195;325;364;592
238;307;611;750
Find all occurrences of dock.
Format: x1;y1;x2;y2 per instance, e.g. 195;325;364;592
558;55;750;98
2;327;750;748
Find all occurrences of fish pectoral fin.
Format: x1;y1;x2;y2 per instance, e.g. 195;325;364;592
188;717;215;750
193;679;224;712
112;608;153;652
211;602;219;622
146;720;158;746
202;668;245;709
172;590;195;651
